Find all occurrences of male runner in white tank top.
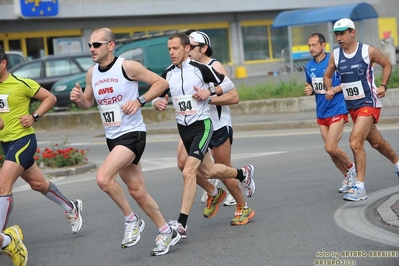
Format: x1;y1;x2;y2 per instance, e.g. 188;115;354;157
70;28;180;256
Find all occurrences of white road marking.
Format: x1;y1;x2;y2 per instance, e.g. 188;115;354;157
13;151;286;192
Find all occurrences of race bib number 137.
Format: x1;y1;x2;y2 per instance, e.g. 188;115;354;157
98;104;122;127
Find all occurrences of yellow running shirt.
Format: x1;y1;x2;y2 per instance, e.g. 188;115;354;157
0;74;40;142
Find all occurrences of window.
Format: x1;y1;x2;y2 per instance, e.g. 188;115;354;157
45;59;80;77
119;48;143;64
12;61;41;79
271;27;288;59
198;28;230;63
75;57;95;71
242;26;269;61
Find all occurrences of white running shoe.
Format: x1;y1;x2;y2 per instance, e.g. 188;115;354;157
150;228;181;256
343;186;368;201
241;164;256;197
65;199;83;234
168;220;187;239
121;216;145;248
339;167;356;193
223;191;237;206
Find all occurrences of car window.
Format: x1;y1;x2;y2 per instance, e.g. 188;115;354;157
7;54;25;70
118;48;143;64
45;59;80;77
75;57;95;70
12;61;42;79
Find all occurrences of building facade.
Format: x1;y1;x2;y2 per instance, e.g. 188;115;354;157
0;0;397;77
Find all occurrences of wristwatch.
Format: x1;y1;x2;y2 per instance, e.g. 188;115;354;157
209;83;217;96
32;113;40;122
381;84;387;91
137;96;146;107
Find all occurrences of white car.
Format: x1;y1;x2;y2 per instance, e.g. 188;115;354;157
6;50;26;70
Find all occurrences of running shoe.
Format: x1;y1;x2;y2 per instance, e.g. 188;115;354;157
395;168;399;178
343;186;368;201
65;199;83;234
150;228;181;256
2;225;28;266
339;168;356;193
241;164;256;197
200;190;208;203
230;205;256;225
200;179;219;203
168;220;187;239
203;187;226;218
223;191;237;206
121;216;145;248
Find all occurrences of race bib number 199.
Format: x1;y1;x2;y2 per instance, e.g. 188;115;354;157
173;95;198;115
98;104;122;127
342;81;365;100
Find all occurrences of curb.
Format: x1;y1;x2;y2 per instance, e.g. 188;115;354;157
377;194;399;228
145;117;399;135
42;162;98;178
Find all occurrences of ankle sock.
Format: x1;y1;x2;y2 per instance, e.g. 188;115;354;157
125;213;137;222
355;181;365;190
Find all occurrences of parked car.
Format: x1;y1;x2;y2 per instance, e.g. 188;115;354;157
51;31;174;111
9;53;94;91
6;51;26;70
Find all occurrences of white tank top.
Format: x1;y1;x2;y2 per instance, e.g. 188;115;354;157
92;57;146;139
208;59;232;130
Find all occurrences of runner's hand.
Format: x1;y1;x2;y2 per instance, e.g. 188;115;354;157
304;83;313;96
155;95;169;111
70;83;85;103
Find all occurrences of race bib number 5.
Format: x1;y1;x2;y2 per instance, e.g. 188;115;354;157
0;94;10;112
98;104;122;127
342;81;365;100
172;95;198;115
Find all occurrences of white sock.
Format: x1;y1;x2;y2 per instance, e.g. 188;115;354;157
211;186;218;197
0;233;11;248
158;223;171;234
395;161;399;170
125;213;137;222
356;181;365;190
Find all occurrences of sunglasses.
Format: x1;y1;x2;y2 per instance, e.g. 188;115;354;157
88;41;111;49
190;44;201;50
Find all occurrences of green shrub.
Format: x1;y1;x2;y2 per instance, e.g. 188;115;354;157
237;65;399;101
237;78;304;101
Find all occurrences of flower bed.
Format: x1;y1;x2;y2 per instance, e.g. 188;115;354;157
0;140;88;169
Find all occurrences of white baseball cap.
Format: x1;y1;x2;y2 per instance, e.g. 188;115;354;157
331;18;355;32
189;31;211;47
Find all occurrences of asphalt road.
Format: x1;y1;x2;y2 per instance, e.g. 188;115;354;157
3;125;399;266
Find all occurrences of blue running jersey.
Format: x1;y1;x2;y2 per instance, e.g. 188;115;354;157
305;53;347;119
333;42;382;110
